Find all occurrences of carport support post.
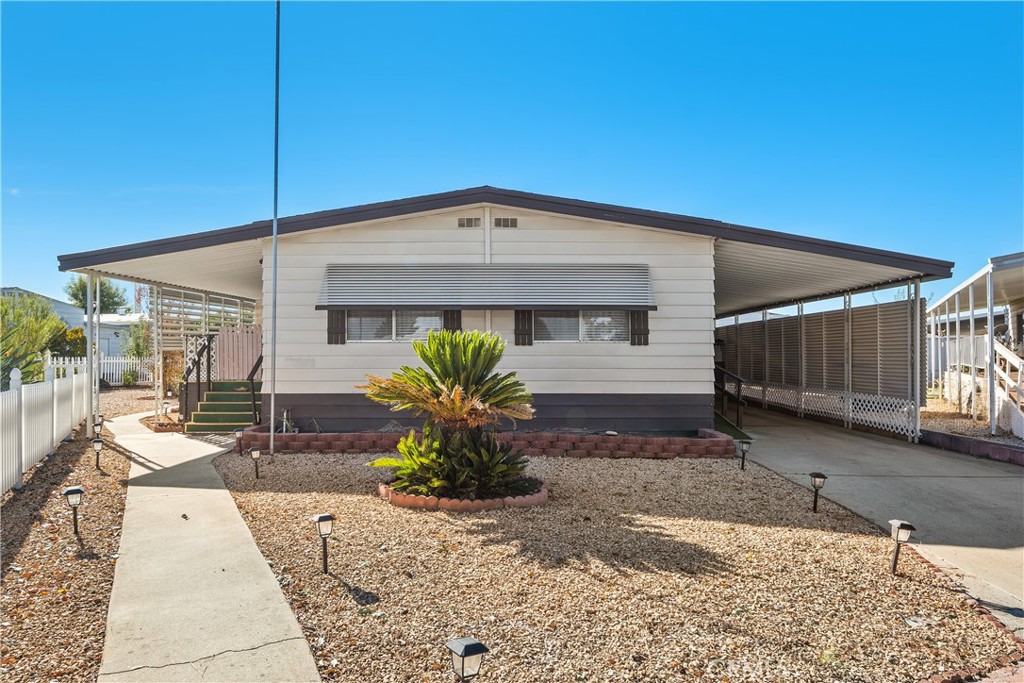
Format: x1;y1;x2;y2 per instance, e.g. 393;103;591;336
86;274;94;427
969;284;977;420
955;292;962;413
987;271;996;435
944;301;951;402
844;293;852;429
913;279;921;443
762;309;768;408
798;302;806;417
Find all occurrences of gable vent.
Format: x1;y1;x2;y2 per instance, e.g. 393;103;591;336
493;217;518;228
457;217;481;228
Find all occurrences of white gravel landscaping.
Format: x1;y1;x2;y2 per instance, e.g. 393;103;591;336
215;452;1015;682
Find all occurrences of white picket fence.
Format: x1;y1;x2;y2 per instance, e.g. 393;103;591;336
1;366;91;496
50;355;153;386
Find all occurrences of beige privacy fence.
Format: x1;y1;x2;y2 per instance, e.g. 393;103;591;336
716;299;927;438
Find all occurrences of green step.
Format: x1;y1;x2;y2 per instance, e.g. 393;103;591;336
209;380;262;392
190;411;256;424
198;401;254;413
203;390;259;402
184;421;253;434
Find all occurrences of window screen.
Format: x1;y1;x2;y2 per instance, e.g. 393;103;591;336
396;310;442;341
534;310;580;342
347;310;391;341
582;310;629;342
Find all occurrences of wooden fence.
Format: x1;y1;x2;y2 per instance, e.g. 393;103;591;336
1;366;91;496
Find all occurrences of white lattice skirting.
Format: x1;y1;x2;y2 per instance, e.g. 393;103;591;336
741;383;918;437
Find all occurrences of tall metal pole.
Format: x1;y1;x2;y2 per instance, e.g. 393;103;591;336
943;301;950;401
955;292;962;413
987;271;996;435
95;277;101;420
269;0;281;455
844;293;852;429
969;284;977;420
798;302;805;417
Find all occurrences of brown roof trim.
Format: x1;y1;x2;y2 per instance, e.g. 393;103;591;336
58;185;953;277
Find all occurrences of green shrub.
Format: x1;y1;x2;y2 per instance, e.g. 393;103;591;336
122;369;138;387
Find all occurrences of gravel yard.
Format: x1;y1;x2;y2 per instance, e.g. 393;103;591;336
215;452;1016;683
0;387;150;682
921;397;1024;448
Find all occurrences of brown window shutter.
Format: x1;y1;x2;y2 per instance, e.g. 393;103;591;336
514;310;533;346
630;310;650;346
442;310;462;331
327;310;346;345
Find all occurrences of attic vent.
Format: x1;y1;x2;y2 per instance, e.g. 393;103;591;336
457;217;481;228
494;217;518;228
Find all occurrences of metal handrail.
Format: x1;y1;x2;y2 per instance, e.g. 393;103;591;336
180;335;214;424
714;363;746;429
247;355;263;425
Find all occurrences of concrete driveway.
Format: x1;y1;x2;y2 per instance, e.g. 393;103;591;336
742;407;1024;637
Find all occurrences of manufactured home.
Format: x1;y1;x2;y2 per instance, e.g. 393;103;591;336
58;187;952;434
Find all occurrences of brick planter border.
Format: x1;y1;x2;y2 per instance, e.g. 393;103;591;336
239;426;738;460
919;430;1024;467
376;482;549;512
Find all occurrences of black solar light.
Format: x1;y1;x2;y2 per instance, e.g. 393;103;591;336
61;486;84;535
809;472;827;513
313;514;335;574
445;637;489;682
738;440;751;470
92;438;103;469
889;519;916;575
234;429;244;456
249;447;261;479
162;400;170;416
92;422;102;437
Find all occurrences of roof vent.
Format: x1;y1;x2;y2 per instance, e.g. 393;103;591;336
494;217;518;228
457;217;481;228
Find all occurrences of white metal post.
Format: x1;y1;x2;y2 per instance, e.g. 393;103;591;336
94;276;101;420
943;301;950;401
761;309;768;408
955;291;962;413
46;366;56;453
969;284;977;420
913;280;921;443
929;312;937;389
987;271;996;435
798;302;805;417
86;274;94;426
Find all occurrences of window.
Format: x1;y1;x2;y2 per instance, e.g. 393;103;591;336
343;309;443;342
493;217;518;228
457;217;481;228
515;309;647;345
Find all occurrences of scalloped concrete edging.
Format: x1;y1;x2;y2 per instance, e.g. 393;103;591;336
376;482;549;512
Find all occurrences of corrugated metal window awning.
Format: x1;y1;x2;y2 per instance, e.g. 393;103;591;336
314;264;656;310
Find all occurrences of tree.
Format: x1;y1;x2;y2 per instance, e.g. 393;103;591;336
123;319;152;358
47;326;87;357
360;330;538;499
63;275;128;314
1;293;66;388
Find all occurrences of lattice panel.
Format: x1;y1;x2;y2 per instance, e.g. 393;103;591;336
184;335;218;382
849;392;915;436
763;383;801;410
802;390;845;421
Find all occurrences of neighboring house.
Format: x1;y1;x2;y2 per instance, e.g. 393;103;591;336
57;186;953;433
2;287;84;331
93;312;145;356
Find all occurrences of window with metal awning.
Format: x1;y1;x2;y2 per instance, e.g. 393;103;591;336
313;263;657;311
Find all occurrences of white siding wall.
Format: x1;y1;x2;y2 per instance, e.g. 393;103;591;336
263;206;715;396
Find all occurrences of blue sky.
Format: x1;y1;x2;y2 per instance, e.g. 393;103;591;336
2;1;1021;309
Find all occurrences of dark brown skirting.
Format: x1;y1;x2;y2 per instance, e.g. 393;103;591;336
259;393;714;433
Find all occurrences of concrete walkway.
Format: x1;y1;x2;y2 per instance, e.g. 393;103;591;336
99;413;320;682
742;407;1024;639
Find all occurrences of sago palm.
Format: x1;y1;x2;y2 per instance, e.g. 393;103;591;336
359;329;534;432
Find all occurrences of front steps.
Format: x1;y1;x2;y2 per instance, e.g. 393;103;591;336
184;381;260;434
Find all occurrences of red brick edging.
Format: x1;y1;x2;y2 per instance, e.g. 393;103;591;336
905;545;1024;683
377;482;549;512
239;427;738;459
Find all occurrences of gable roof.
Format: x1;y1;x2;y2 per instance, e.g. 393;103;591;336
56;185;953;317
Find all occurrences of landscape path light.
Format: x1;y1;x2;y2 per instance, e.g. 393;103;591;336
889;519;916;575
738;440;751;470
92;421;102;437
234;428;245;455
312;513;335;574
445;637;489;682
809;472;827;513
92;438;104;469
61;486;84;535
162;400;170;417
248;447;261;479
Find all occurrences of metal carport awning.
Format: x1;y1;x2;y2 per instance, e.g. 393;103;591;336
314;263;657;310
